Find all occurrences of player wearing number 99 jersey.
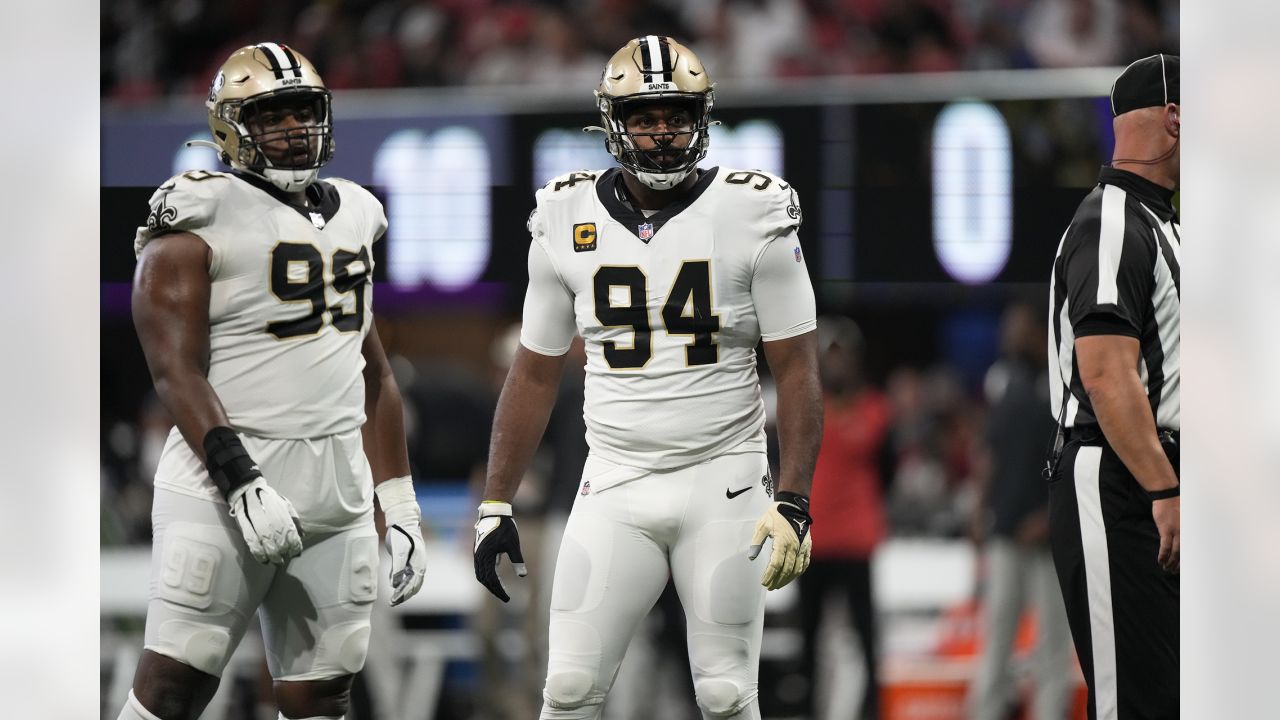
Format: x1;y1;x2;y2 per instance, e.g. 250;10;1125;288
473;36;824;720
117;43;425;720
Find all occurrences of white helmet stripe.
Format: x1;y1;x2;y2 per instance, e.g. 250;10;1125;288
656;36;674;80
644;35;663;82
278;45;304;78
257;42;302;79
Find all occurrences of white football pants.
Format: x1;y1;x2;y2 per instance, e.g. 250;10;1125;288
541;450;772;720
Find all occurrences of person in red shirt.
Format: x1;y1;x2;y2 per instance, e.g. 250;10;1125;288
799;316;893;720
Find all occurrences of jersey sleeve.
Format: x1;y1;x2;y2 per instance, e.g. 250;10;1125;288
519;207;577;356
332;178;388;246
1063;202;1155;338
752;226;817;342
133;171;227;258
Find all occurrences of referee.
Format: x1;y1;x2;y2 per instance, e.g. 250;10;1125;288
1046;54;1180;720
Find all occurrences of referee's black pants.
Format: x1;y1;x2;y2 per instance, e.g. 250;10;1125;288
1048;440;1178;720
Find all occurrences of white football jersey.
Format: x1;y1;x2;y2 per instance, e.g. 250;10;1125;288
134;170;387;442
521;167;816;471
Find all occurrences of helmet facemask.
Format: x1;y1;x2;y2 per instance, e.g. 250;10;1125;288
599;93;713;191
590;36;717;192
222;89;334;193
205;43;335;194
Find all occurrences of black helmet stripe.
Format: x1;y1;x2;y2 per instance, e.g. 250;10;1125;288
257;42;302;79
639;36;655;83
278;45;304;78
657;36;674;82
637;35;674;84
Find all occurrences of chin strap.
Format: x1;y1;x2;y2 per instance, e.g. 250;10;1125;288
633;164;696;190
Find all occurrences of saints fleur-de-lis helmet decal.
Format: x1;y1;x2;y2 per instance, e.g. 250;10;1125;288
588;36;716;191
203;43;335;193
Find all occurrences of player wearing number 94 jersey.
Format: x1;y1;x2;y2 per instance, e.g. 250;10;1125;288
474;36;823;720
117;43;424;720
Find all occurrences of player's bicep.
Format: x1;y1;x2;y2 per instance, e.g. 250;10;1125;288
132;232;214;376
761;329;818;385
361;321;393;381
752;234;816;341
520;241;576;356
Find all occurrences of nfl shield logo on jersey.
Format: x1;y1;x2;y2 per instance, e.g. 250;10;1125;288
638;223;654;241
581;480;592;496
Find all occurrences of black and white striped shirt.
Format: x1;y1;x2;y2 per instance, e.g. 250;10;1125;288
1049;166;1180;431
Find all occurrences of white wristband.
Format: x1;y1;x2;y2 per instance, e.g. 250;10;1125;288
374;476;419;523
477;501;513;519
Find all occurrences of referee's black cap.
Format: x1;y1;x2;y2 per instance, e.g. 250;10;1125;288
1110;54;1179;117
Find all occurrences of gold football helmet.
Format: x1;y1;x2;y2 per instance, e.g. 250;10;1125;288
591;36;715;190
204;43;334;192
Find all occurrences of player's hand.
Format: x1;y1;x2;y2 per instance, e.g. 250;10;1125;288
227;478;304;565
474;501;527;603
1152;495;1180;574
375;476;427;606
748;491;813;590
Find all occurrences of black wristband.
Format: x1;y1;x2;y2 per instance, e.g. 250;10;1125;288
1148;485;1180;501
203;427;262;500
775;491;811;514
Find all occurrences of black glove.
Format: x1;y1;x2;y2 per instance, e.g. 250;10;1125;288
473;501;528;602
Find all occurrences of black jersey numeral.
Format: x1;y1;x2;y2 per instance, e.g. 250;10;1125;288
267;243;370;339
331;246;372;333
663;261;721;366
723;170;773;190
594;266;653;368
592;261;721;369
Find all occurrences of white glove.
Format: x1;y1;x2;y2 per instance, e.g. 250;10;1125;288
748;491;813;590
227;478;305;565
375;476;426;606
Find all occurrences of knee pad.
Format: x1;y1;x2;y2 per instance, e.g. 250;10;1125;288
544;669;598;709
147;619;233;677
314;620;372;676
694;678;751;718
543;618;605;708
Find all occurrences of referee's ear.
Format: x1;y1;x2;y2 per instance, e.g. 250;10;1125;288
1166;103;1180;137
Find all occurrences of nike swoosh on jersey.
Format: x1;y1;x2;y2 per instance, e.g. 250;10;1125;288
726;486;751;499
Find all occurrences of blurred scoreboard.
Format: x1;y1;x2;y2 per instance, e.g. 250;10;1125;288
101;77;1115;297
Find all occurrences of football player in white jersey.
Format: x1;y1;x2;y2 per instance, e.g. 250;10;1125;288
473;36;823;720
116;43;426;720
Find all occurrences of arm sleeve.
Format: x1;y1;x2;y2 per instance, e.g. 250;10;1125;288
519;238;577;356
752;231;817;341
1063;202;1154;338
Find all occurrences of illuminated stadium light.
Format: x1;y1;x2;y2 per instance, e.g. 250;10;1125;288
533;129;614;187
704;120;784;176
173;133;220;175
931;101;1013;284
533;120;784;188
373;127;491;290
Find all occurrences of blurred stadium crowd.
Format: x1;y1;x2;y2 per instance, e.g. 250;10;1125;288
103;0;1178;101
